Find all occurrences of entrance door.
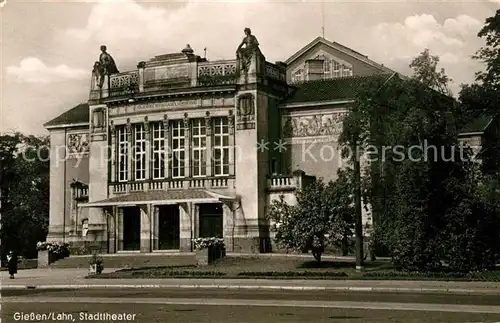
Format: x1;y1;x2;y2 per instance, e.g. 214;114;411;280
199;204;223;238
122;207;140;251
158;205;180;250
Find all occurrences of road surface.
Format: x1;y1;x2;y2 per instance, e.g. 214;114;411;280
3;288;500;322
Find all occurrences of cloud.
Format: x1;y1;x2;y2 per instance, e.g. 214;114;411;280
361;13;485;95
59;0;318;69
6;57;88;84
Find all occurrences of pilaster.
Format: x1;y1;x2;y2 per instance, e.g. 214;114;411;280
205;111;212;177
183;113;190;178
126;118;132;182
163;114;170;179
47;129;66;241
88;104;109;239
144;116;150;180
110;121;116;183
228;110;235;176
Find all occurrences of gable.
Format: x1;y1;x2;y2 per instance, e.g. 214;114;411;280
285;37;394;82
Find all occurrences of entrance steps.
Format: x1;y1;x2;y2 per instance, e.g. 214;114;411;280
48;252;196;269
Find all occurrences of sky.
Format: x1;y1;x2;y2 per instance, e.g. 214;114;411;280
1;0;499;135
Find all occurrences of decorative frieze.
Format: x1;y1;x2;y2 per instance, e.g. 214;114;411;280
67;133;89;157
282;113;347;139
236;93;255;130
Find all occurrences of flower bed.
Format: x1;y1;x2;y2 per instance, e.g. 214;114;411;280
36;241;70;267
36;241;70;256
192;238;226;265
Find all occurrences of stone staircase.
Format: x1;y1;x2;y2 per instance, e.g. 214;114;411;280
48;252;197;269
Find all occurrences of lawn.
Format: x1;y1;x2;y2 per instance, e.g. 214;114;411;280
91;256;500;281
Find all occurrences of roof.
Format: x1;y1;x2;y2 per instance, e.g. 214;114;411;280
81;189;236;207
285;37;395;74
283;74;394;104
460;114;494;134
44;103;89;128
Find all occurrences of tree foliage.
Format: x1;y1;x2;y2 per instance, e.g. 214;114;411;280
267;170;354;262
340;73;500;272
474;9;500;90
459;9;500;176
410;48;453;96
0;132;50;259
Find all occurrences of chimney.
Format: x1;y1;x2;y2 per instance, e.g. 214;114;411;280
305;59;324;81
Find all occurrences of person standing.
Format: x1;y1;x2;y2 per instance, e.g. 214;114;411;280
7;250;18;279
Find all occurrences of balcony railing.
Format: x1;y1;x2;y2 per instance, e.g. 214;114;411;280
267;176;297;191
110;177;234;195
197;60;237;86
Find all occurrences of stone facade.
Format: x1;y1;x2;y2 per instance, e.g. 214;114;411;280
44;36;396;254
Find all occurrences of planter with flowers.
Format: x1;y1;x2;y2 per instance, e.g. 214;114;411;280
88;252;104;275
36;241;70;267
192;237;225;266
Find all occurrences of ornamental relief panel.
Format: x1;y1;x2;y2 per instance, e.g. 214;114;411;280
282;113;347;139
67;133;89;157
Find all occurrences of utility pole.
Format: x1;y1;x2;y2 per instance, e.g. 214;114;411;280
354;144;364;271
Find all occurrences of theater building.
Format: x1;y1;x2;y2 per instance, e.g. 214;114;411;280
44;34;395;253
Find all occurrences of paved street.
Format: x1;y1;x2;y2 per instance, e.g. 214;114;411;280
3;268;500;322
2;268;500;294
3;288;500;322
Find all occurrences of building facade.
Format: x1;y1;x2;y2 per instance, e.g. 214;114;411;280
44;34;394;254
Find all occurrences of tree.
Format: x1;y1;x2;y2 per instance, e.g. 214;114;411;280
410;48;452;96
459;9;500;176
0;133;50;259
474;9;500;90
267;172;354;262
341;73;500;272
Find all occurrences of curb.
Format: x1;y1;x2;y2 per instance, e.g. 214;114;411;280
1;284;499;294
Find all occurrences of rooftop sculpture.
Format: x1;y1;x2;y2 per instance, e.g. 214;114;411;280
236;28;261;75
93;45;119;88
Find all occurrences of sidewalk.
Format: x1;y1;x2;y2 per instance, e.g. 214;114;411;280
1;268;499;294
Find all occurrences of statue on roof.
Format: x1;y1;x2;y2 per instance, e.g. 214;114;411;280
236;28;260;74
95;45;119;88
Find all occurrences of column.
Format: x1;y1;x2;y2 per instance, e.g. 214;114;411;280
110;121;116;183
144;117;150;181
228;110;235;176
126;118;132;184
108;207;117;253
163;114;170;179
152;206;159;250
183;113;191;179
117;207;123;251
205;111;212;177
179;203;192;251
223;202;234;252
140;204;151;252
